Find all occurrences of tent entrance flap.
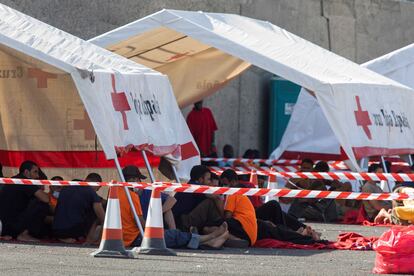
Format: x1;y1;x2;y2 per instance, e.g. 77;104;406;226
107;27;251;107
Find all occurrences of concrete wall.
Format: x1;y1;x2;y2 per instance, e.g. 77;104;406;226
2;0;414;158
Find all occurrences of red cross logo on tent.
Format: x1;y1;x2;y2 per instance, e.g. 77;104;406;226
354;96;372;140
111;74;131;130
27;68;57;88
73;111;95;140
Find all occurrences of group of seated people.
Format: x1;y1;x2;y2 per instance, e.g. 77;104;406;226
0;160;324;249
1;158;413;250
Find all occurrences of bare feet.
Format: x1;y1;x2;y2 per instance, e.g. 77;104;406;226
58;238;77;244
17;230;39;242
204;231;229;248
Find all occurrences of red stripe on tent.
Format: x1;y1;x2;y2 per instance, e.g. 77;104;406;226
102;228;123;240
181;142;199;160
0;150;160;168
352;147;414;159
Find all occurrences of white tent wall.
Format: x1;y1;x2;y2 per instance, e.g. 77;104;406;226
0;4;200;180
4;0;414;157
272;43;414;162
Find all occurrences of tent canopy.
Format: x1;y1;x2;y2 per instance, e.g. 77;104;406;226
271;43;414;162
91;9;414;169
0;4;199;178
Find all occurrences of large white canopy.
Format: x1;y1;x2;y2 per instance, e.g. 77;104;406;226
0;4;199;178
271;43;414;162
91;9;414;169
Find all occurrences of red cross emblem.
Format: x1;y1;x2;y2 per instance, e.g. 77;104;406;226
111;74;131;130
73;111;95;140
27;68;57;88
166;52;189;62
354;96;372;140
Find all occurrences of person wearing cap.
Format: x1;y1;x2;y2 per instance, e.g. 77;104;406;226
120;165;229;249
124;165;178;230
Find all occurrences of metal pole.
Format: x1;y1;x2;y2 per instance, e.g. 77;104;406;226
141;150;156;182
409;155;413;167
171;164;180;183
114;157;145;236
380;156;392;192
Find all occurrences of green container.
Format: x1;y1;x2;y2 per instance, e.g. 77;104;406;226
268;76;301;154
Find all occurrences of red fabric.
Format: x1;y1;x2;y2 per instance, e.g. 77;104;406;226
239;181;263;209
255;232;378;251
186;107;217;156
341;205;368;225
362;220;395;227
373;226;414;274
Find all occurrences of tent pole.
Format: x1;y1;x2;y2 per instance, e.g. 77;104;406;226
380;156;392;192
171;164;180;183
141;150;156;182
114;157;145;237
408;155;413;167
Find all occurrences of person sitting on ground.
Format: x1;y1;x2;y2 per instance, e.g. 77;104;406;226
52;173;105;244
173;165;223;232
285;158;314;190
219;169;257;246
123;165;176;230
119;168;229;249
288;161;338;222
374;186;414;225
49;176;63;212
218;144;234;167
0;160;49;241
361;164;392;221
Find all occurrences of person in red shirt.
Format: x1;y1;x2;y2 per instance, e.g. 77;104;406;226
186;101;218;157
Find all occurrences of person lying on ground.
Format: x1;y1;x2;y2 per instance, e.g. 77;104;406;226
0;160;49;242
361;164;392;221
119;172;229;249
173;165;223;232
52;173;105;244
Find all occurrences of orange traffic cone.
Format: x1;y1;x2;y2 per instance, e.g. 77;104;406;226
136;188;176;256
249;170;258;187
92;186;134;258
265;169;279;203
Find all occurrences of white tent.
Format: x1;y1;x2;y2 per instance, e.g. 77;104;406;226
91;9;414;170
271;43;414;161
0;4;199;179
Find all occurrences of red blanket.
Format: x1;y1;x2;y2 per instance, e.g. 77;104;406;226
255;232;378;251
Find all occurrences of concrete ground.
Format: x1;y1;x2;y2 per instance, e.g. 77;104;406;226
0;223;390;275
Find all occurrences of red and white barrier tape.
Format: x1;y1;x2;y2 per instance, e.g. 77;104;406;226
1;177;413;201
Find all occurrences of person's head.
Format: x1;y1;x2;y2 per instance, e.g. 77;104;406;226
19;160;39;179
211;173;220;187
368;163;383;173
251;149;260;159
122;165;147;182
223;144;234;158
194;100;203;111
50;176;63;193
220;169;238;187
300;159;314;172
190;165;211;185
314;161;330;172
242;149;254;159
85;173;102;191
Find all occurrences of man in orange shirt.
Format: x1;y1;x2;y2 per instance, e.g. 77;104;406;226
220;170;257;246
119;165;229;249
